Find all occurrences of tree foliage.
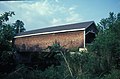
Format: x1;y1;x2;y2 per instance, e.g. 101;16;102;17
0;12;26;78
0;11;15;51
0;11;15;25
97;12;120;31
0;12;25;51
13;20;26;34
88;12;120;78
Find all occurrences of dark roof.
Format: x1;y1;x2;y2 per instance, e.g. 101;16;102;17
17;21;94;36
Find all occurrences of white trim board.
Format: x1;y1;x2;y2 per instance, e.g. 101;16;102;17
84;30;85;48
85;31;95;35
14;28;85;38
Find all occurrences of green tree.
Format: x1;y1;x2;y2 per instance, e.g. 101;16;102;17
0;11;26;78
97;12;117;31
89;12;120;78
0;11;15;25
0;11;15;51
13;20;26;34
0;12;26;50
0;24;15;51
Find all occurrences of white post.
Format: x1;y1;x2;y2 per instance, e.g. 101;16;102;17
84;30;85;48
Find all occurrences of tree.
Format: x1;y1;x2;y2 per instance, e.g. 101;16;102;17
97;12;117;31
13;20;26;34
0;24;15;51
0;11;15;25
0;11;15;51
0;12;26;50
89;12;120;78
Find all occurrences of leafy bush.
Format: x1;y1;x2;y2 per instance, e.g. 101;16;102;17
101;69;120;79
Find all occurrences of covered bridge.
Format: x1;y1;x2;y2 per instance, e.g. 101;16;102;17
14;21;98;52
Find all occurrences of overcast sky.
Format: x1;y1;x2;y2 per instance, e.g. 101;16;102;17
0;0;120;31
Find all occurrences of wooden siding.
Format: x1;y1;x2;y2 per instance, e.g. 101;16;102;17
14;30;84;52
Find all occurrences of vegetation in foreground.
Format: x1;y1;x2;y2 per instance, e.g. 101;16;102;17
0;12;120;79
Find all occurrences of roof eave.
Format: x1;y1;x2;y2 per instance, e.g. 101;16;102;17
14;28;85;38
85;21;94;29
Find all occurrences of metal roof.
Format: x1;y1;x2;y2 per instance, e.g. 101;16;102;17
16;21;94;37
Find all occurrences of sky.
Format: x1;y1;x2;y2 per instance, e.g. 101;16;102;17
0;0;120;31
